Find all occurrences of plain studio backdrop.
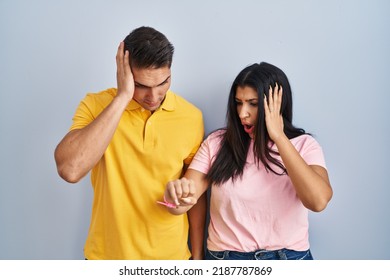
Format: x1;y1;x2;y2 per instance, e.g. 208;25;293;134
0;0;389;260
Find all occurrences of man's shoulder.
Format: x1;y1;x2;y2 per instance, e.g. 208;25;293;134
85;88;116;100
81;88;116;109
168;91;202;114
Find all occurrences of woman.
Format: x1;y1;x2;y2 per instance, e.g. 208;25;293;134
162;62;333;260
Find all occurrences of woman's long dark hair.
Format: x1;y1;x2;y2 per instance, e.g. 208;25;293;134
206;62;306;185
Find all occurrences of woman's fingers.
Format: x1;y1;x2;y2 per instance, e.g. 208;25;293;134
275;83;282;113
264;83;285;142
166;178;196;206
166;181;180;205
268;85;274;112
266;83;283;114
179;196;197;206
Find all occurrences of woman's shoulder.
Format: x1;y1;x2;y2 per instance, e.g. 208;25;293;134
290;134;322;152
200;128;226;151
205;128;226;142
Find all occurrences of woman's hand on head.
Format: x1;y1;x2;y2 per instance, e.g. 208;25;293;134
264;83;285;142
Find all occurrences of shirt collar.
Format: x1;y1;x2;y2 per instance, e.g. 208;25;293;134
159;90;175;112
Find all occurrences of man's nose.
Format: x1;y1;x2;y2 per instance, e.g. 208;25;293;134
146;88;159;101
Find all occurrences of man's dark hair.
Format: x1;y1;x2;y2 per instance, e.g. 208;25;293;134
123;26;174;69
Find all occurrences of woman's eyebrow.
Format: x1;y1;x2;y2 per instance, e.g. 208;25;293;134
235;98;258;101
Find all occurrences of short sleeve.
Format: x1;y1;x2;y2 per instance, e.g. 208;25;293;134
189;130;223;174
69;94;96;131
293;135;327;169
183;112;204;166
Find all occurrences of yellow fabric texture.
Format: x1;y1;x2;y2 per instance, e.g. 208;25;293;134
70;88;204;259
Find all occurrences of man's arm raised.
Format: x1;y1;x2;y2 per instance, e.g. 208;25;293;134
54;42;134;183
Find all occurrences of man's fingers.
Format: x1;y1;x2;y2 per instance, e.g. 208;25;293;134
116;42;125;78
116;42;124;62
124;49;131;77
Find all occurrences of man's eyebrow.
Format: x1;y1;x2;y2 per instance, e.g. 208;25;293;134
134;76;171;88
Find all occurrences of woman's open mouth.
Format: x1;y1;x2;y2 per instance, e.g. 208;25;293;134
243;124;254;134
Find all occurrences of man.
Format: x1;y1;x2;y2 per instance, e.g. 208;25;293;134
54;26;205;259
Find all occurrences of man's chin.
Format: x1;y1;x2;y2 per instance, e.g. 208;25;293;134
143;104;160;112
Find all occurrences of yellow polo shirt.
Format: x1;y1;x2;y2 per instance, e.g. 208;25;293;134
70;88;204;259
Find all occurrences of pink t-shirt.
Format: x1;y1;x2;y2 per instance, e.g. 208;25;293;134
189;130;327;252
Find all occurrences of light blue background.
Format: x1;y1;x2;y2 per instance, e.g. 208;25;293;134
0;0;389;260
